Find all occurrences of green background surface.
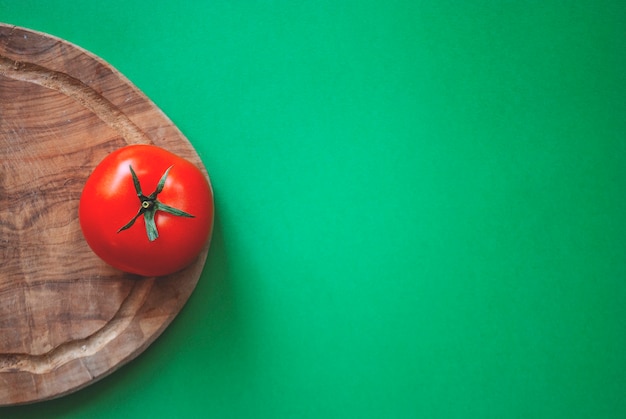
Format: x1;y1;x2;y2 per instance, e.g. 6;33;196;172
2;1;625;417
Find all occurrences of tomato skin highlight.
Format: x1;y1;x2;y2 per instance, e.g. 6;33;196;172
79;145;214;277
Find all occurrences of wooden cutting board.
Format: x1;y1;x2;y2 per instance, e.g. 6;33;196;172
0;24;212;405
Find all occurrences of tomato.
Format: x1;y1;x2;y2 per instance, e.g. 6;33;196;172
79;144;214;277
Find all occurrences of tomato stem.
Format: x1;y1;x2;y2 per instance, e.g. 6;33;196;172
117;165;194;241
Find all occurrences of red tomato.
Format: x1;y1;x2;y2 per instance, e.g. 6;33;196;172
79;144;214;277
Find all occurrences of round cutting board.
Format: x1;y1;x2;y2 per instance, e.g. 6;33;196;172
0;24;212;405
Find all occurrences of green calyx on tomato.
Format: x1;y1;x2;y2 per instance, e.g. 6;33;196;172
117;165;194;241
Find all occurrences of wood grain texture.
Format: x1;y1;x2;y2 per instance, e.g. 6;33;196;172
0;24;212;405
